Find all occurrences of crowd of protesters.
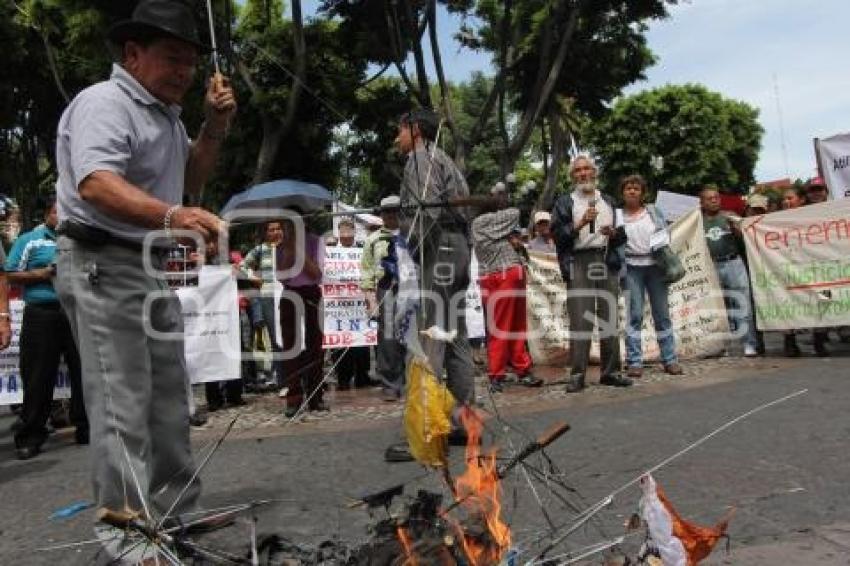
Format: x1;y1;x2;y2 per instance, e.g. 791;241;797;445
2;154;838;465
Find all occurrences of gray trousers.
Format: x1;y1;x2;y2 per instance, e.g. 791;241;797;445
417;228;475;404
55;236;199;517
376;286;406;394
566;249;622;379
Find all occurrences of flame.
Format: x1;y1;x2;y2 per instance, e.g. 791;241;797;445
397;526;418;566
453;407;511;565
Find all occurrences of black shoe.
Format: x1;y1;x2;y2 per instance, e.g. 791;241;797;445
207;403;223;413
814;333;830;357
599;374;633;387
309;400;330;412
189;412;208;427
518;374;544;388
384;442;414;462
381;388;401;402
284;404;301;419
488;379;504;393
565;375;585;393
447;428;469;447
16;446;40;460
75;429;90;445
784;334;801;357
228;398;246;407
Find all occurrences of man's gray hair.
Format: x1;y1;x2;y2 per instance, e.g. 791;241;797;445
568;153;598;176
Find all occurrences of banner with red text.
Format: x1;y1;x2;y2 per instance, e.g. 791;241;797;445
525;210;728;364
322;246;377;349
743;198;850;330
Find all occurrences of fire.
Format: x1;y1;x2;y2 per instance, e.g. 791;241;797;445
453;407;511;565
397;526;418;566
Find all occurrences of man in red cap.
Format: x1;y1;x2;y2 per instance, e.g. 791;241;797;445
805;176;829;204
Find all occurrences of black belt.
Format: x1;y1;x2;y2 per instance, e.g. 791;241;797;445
57;220;169;254
714;254;739;263
573;247;606;255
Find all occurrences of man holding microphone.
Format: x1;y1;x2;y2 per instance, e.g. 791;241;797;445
53;0;236;554
550;154;631;393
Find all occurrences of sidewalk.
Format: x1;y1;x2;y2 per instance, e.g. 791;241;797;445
192;331;848;437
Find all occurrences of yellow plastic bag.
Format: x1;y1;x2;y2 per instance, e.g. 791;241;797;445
404;356;455;467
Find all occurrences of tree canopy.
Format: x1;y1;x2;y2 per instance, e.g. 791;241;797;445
0;0;712;223
587;84;764;196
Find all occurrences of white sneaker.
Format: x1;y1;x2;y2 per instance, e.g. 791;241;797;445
744;345;758;357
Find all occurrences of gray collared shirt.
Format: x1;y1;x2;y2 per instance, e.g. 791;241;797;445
400;142;470;227
56;64;189;242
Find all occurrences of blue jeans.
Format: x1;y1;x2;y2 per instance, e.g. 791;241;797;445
714;257;758;349
624;264;678;367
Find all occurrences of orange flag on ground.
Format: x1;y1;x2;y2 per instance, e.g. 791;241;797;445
639;474;734;565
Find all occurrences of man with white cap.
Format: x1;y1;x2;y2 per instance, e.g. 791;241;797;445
527;210;556;255
362;195;406;399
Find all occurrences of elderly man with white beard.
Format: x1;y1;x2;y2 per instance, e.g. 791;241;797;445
550;155;632;393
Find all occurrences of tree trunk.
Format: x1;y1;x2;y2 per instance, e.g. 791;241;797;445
234;0;307;185
503;0;584;174
538;105;566;212
426;0;466;171
399;0;432;108
253;117;284;185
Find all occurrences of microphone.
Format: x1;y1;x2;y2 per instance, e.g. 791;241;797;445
588;199;597;233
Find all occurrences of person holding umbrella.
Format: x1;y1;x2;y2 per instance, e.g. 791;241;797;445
53;0;236;552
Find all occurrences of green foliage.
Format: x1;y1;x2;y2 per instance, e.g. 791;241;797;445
587;84;764;196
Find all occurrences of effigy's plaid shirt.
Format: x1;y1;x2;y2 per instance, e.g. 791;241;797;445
471;208;524;276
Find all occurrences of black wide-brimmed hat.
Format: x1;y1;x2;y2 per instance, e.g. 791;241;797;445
107;0;210;52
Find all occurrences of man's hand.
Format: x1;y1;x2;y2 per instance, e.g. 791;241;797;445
599;226;615;237
364;290;378;318
171;207;225;242
203;74;237;134
579;207;598;229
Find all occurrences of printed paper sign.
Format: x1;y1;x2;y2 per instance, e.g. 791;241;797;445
0;300;72;405
177;266;241;384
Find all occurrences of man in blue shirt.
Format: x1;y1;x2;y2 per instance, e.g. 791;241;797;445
6;196;87;459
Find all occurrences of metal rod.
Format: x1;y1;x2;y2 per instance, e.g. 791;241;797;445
205;0;220;75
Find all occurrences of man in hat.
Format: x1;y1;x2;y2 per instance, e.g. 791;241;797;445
53;0;237;539
362;196;406;400
527;210;556;255
805;176;829;204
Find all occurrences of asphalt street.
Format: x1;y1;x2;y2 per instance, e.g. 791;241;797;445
1;351;849;565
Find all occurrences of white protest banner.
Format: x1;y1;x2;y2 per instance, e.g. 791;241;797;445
525;210;727;365
0;300;72;405
816;133;850;200
743;198;850;330
525;252;571;365
176;266;241;384
465;254;486;340
322;246;377;349
638;210;728;360
654;191;700;222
